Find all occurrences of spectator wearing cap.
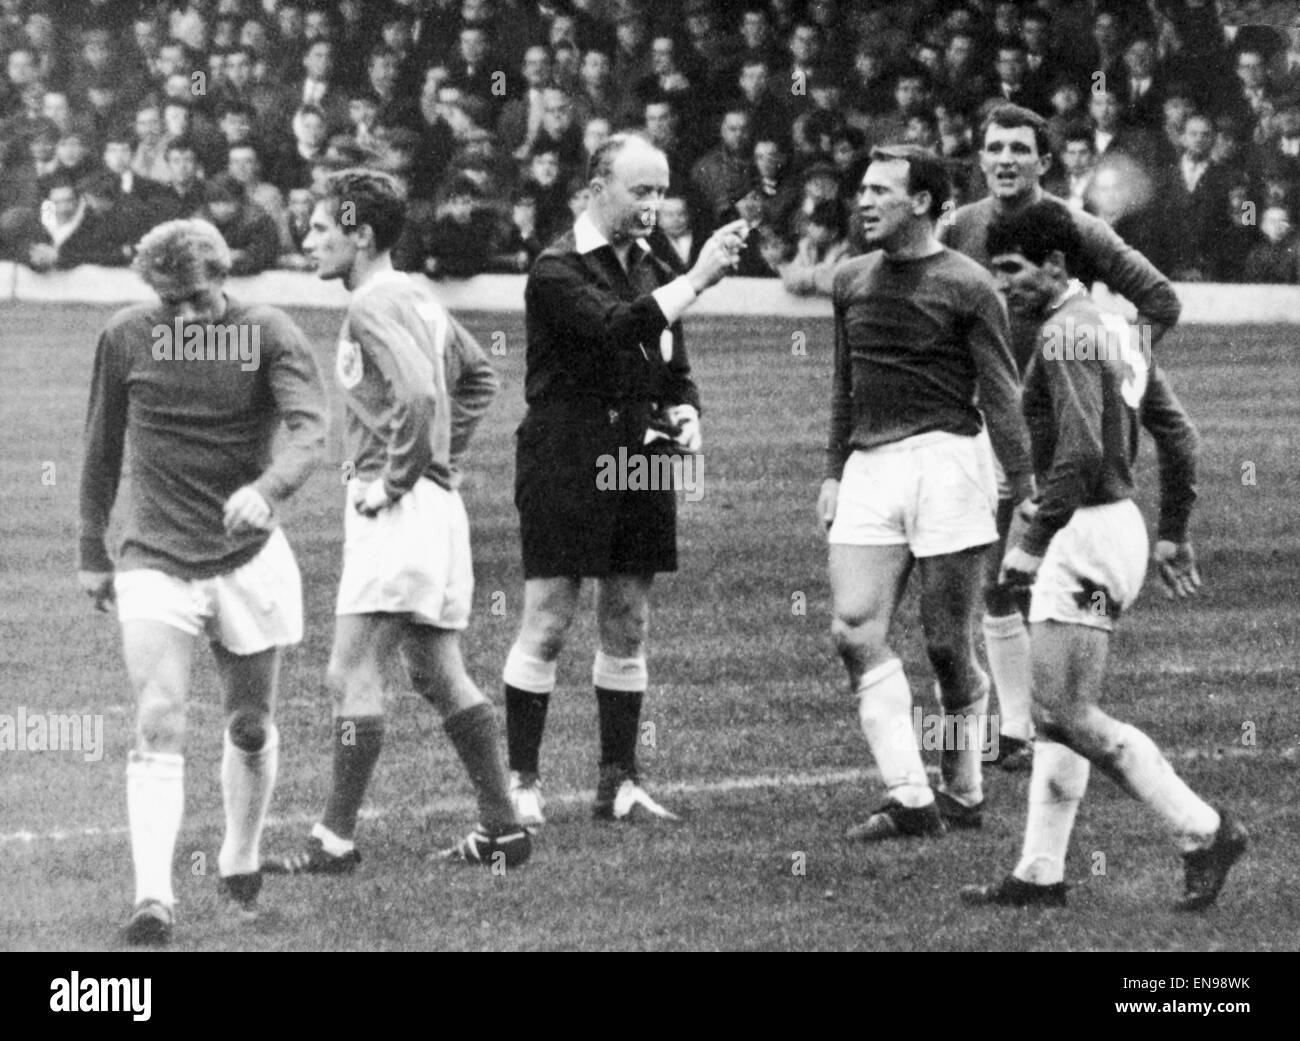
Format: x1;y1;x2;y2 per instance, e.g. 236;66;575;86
779;196;850;296
691;107;754;229
162;137;209;217
196;174;281;276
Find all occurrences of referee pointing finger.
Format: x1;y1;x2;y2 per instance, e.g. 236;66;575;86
501;133;743;826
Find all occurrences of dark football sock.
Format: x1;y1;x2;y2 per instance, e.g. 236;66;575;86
596;687;643;776
504;685;549;774
444;702;516;832
321;715;384;841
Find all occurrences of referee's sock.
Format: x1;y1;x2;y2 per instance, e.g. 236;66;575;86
126;750;184;907
594;651;647;777
503;645;557;775
321;715;383;842
444;702;516;832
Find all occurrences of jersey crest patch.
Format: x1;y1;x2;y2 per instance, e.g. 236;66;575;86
336;337;363;389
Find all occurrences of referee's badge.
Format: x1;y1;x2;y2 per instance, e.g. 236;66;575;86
336;337;363;389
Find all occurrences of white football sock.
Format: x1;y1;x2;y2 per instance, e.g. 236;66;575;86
984;612;1033;741
857;658;932;808
1099;720;1219;852
939;688;988;806
1014;741;1089;885
126;750;184;907
218;725;279;877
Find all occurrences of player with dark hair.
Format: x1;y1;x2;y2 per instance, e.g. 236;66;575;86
264;168;530;873
962;199;1246;909
78;219;328;943
821;144;1036;841
942;103;1200;773
501;133;748;827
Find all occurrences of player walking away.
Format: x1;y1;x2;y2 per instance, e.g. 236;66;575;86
264;168;529;874
963;200;1246;909
78;219;329;944
501;134;747;827
820;145;1037;841
942;104;1200;772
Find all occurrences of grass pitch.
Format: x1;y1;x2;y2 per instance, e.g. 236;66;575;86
1;300;1296;951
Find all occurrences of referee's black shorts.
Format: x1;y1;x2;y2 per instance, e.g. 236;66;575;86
514;404;677;579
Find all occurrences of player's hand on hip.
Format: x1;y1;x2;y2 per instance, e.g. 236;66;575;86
668;404;701;453
223;485;274;534
999;545;1043;588
353;479;395;517
818;478;839;532
1006;496;1039;551
1154;539;1202;599
78;570;115;612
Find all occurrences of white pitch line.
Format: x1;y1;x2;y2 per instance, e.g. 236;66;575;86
2;744;1290;847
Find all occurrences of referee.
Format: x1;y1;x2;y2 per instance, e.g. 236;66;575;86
501;133;747;825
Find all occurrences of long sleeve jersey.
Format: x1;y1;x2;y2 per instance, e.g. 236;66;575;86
78;296;328;578
826;247;1033;483
335;269;498;498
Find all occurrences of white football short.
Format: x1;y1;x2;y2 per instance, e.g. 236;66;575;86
335;476;473;629
114;527;303;653
828;430;998;557
1027;499;1148;633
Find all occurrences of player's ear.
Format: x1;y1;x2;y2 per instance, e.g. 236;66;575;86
912;189;932;217
1037;149;1051;176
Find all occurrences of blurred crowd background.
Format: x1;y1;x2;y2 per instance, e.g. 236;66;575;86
2;0;1299;291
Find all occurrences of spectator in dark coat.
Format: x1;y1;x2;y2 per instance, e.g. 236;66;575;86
195;175;282;276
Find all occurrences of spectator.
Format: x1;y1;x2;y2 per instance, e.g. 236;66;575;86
845;43;896;125
162;137;209;217
1120;37;1167;131
226;141;287;239
1;47;41;120
867;63;934;148
642;96;698;196
275;38;348;133
751;135;800;233
1162;111;1233;280
268;103;328;192
780;196;849;295
195;174;280;275
489;185;545;272
518;146;569;246
1243;205;1299;282
1253;95;1300;198
736;5;786;73
278;186;316;267
6;179;104;271
656;193;699;269
938;30;989;115
581;116;612;170
1088;87;1170;174
564;175;591;223
1045;74;1085;153
732;58;791;151
691;107;753;228
830;126;868;201
219;45;278;133
1047;124;1097;212
1218;174;1262;281
1229;47;1278;126
405;175;499;279
68;174;157;266
783;21;825;105
445;25;500;115
529;86;585;180
571;48;616;128
632;36;701;145
987;39;1051;117
364;46;419;133
497;45;553;161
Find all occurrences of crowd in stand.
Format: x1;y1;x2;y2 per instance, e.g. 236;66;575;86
2;0;1300;289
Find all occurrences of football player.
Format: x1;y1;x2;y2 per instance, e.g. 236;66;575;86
821;145;1036;840
78;218;329;943
962;199;1246;909
264;168;530;874
942;104;1201;771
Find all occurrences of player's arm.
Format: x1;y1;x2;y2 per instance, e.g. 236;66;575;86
351;301;438;505
446;314;500;472
820;276;853;529
1140;363;1203;598
968;281;1036;504
1076;210;1181;346
1016;346;1106;561
78;328;128;609
251;314;328;503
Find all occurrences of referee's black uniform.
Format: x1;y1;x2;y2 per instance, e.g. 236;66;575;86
515;218;701;578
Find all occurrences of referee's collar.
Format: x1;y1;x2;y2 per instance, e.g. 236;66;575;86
573;210;652;256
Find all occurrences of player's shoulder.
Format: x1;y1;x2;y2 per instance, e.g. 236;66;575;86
831;250;884;295
230;299;305;337
100;302;157;341
949;195;995;227
936;245;1000;291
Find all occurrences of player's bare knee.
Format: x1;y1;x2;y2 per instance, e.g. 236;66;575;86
226;709;269;751
136;696;184;751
